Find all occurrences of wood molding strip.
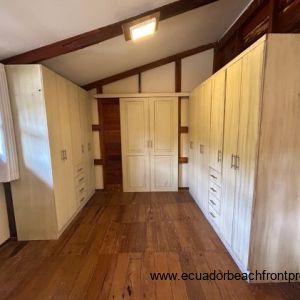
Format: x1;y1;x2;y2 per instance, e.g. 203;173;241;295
94;159;104;165
83;42;215;90
1;0;217;64
92;124;102;131
179;157;188;164
179;126;189;133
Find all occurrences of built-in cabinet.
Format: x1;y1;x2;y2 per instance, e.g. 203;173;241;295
6;65;95;240
189;34;300;280
120;97;178;192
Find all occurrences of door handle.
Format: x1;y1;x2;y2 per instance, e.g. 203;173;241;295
64;150;67;160
61;150;65;161
231;154;236;169
190;141;193;149
217;150;222;162
235;155;240;170
200;144;204;154
81;144;84;154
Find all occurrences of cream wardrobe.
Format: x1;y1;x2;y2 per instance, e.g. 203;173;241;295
120;97;178;192
6;65;95;240
189;34;300;281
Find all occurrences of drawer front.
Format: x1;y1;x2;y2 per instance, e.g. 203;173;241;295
209;181;221;199
75;174;85;187
75;163;84;176
77;184;86;205
209;167;221;186
208;204;220;228
208;193;221;214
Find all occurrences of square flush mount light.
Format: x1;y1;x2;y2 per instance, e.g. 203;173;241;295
122;12;160;41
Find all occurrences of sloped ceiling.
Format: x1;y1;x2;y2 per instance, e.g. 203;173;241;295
0;0;252;85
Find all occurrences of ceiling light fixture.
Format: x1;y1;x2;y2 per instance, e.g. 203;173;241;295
122;12;160;42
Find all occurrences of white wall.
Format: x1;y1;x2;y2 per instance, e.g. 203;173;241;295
0;184;10;245
181;49;214;92
90;50;214;188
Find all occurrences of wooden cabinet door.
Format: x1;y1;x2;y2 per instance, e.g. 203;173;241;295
68;84;82;167
209;70;226;172
188;87;199;199
120;98;150;192
56;76;77;230
197;80;212;212
232;43;265;267
221;59;242;246
149;97;178;191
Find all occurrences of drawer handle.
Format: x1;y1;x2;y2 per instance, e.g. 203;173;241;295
80;197;85;203
79;187;85;192
210;174;217;179
209;211;216;219
209;199;216;206
210;187;217;193
78;168;83;172
79;177;84;182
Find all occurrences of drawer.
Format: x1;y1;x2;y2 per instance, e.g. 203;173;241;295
77;184;86;205
208;193;221;214
75;163;84;176
75;174;85;187
208;204;220;228
209;167;221;186
209;181;221;199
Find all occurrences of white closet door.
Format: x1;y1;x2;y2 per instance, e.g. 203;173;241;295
120;98;150;192
149;97;178;191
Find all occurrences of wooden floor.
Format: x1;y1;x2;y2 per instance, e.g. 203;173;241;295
0;191;299;299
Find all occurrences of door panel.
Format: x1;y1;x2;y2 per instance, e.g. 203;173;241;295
153;156;173;188
188;88;198;199
56;76;76;230
197;80;212;213
120;98;150;192
221;59;242;246
149;98;178;191
210;70;226;172
232;44;264;267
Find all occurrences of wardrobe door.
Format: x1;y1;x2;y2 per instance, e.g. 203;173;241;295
68;83;82;167
149;97;178;191
221;59;242;246
199;80;212;212
188;88;198;199
56;76;77;229
209;70;226;173
120;98;150;192
232;44;265;267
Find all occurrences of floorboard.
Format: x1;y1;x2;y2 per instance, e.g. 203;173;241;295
0;191;299;299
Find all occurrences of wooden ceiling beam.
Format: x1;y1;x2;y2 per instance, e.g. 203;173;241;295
82;42;215;90
217;0;268;49
1;0;217;64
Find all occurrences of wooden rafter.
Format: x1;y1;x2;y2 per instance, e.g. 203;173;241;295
1;0;217;64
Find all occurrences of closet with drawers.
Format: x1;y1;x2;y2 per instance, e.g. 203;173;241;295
6;65;95;240
189;34;300;278
120;97;178;192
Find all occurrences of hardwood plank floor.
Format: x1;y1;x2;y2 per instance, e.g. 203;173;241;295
0;191;299;299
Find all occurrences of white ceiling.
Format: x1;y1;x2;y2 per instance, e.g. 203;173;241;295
0;0;252;86
0;0;176;59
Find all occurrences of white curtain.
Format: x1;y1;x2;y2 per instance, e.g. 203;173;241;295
0;63;19;182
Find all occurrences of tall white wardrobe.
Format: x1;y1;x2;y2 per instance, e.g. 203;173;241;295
189;34;300;281
120;97;178;192
6;65;95;240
